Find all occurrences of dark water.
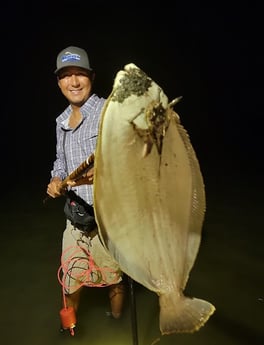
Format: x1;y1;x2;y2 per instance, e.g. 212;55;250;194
0;165;262;345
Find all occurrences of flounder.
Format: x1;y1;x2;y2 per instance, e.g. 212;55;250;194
93;63;215;334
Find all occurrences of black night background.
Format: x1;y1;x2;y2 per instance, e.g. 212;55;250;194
0;2;262;345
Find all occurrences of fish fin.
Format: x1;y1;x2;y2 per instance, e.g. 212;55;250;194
159;292;215;335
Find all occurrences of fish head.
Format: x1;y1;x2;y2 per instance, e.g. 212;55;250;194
110;63;172;156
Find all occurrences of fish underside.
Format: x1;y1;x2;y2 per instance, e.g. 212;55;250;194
93;63;215;335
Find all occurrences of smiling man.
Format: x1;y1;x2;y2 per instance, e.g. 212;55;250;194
46;46;125;335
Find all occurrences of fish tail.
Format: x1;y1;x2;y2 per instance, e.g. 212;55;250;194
159;292;216;335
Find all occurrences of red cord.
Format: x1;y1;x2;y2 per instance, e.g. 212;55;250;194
57;244;120;308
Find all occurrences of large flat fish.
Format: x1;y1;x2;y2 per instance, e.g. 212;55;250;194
93;63;215;335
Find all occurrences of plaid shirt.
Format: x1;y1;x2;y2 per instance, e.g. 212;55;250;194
51;94;106;205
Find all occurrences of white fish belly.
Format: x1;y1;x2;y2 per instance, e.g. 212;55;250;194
94;63;215;334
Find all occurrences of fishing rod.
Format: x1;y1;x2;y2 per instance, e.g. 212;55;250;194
43;153;95;203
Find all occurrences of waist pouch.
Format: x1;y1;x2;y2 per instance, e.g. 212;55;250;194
64;190;97;232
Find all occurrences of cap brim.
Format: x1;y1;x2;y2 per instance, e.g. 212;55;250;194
54;66;93;75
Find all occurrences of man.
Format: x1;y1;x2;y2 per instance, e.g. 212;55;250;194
46;46;125;334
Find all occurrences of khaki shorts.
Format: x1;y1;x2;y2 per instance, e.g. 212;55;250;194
60;220;122;294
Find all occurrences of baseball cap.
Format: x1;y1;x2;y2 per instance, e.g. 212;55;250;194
54;46;93;74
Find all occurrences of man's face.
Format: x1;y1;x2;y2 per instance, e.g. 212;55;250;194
57;66;94;107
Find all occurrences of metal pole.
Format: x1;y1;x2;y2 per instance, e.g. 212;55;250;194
128;276;139;345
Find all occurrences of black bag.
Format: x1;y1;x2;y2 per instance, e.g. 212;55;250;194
64;190;97;232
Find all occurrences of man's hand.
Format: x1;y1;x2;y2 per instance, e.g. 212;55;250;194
47;177;65;198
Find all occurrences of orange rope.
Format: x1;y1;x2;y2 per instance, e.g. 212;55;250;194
57;244;120;308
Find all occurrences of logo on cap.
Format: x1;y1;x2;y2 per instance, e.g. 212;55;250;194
61;51;81;63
